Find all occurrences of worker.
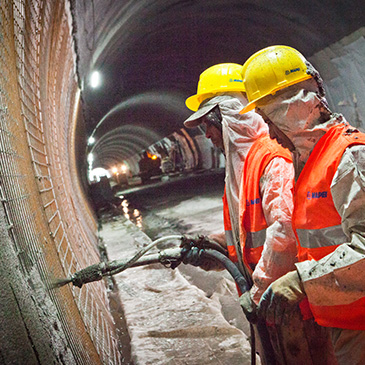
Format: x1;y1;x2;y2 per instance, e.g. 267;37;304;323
183;63;299;363
240;45;365;365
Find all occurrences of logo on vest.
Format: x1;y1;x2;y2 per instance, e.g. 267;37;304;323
246;198;261;206
306;191;328;199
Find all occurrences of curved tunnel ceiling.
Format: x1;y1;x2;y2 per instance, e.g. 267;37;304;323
72;0;364;169
90;125;162;168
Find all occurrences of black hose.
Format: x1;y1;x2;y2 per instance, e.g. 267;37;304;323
200;240;228;256
201;249;250;293
202;249;275;365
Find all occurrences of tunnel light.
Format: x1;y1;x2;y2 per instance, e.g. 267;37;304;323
151;154;157;160
90;71;101;88
120;164;127;173
88;136;95;145
112;167;118;174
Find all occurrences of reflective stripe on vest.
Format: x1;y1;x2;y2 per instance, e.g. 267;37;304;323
224;229;238;263
293;124;365;329
246;229;267;248
296;224;347;248
240;135;292;271
296;225;347;261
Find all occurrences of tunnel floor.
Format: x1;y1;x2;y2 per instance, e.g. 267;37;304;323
97;170;258;364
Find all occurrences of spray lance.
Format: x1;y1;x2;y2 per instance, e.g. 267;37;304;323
51;235;231;289
51;235;183;289
50;235;274;365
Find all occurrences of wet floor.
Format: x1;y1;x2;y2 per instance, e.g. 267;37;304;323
115;170;226;238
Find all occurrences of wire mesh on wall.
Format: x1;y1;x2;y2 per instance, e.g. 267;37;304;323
0;1;121;363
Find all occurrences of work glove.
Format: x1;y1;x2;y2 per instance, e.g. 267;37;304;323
207;232;227;249
239;290;258;324
181;246;203;266
181;234;227;254
257;270;306;326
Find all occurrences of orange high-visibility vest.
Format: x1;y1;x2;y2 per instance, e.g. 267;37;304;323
223;188;238;263
223;188;244;296
293;124;365;330
240;135;292;272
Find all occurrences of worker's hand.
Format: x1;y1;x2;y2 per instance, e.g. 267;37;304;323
239;290;257;324
181;246;203;265
181;234;227;255
207;232;227;249
180;235;224;271
257;270;306;326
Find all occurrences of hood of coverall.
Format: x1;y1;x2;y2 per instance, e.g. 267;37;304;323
212;93;268;239
257;77;348;176
184;92;267;244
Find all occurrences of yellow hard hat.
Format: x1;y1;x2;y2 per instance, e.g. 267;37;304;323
240;45;312;114
186;63;245;111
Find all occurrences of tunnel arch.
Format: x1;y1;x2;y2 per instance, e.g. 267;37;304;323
1;0;364;363
89;91;191;139
89;124;163;169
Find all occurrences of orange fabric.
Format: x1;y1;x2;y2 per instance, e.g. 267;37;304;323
299;298;313;321
297;244;341;262
245;246;263;267
223;188;241;294
222;189;232;231
227;246;238;261
222;189;238;263
240;135;292;270
309;296;365;331
293;124;365;329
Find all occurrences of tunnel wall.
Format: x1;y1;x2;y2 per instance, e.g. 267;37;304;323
310;27;365;130
125;128;225;179
0;1;120;364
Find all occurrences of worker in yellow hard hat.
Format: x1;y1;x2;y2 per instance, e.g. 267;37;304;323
241;45;365;365
183;63;301;364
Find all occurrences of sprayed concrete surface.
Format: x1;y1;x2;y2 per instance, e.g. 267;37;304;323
99;171;258;364
0;203;75;364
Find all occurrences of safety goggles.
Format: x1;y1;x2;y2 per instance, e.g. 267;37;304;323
199;105;222;132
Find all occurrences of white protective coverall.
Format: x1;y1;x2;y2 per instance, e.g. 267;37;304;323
257;78;365;364
212;93;297;305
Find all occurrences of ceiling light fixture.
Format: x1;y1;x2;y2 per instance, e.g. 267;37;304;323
90;71;101;88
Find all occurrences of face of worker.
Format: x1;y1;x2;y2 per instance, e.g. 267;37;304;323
255;107;296;152
201;119;224;150
199;107;224;150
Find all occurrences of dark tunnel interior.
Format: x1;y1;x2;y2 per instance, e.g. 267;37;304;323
72;0;364;177
0;1;364;364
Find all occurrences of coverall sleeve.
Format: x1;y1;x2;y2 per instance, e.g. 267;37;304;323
295;145;365;307
250;157;298;305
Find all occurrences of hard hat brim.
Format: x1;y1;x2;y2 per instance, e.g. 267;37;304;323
183;100;218;128
185;94;200;112
186;92;216;112
239;101;256;114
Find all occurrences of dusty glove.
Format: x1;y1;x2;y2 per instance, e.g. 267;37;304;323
239;290;258;324
257;270;306;326
182;234;227;254
207;232;227;249
181;246;202;266
180;235;224;271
